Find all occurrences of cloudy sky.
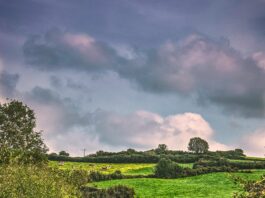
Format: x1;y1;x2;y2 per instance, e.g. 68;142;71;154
1;0;265;156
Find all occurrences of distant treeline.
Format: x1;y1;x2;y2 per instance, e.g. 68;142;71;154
194;158;265;169
48;148;245;163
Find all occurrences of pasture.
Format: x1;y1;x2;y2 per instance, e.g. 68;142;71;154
49;161;193;175
92;170;265;198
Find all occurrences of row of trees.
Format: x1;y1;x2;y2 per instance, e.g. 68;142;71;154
155;137;209;155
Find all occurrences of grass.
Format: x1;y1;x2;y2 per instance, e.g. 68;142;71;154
92;170;265;198
245;156;265;161
49;161;155;175
49;161;193;175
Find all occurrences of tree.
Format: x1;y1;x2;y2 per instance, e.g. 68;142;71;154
155;144;168;154
155;158;183;178
126;148;136;154
188;137;209;154
234;148;244;156
0;100;48;164
59;150;70;157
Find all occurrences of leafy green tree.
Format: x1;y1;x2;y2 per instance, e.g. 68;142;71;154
234;148;244;156
0;100;48;164
155;144;168;154
59;150;70;157
188;137;209;154
126;148;136;154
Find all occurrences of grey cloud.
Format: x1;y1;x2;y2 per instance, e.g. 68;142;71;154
0;71;19;97
50;76;63;89
26;86;91;128
28;86;62;105
23;30;265;117
23;28;124;72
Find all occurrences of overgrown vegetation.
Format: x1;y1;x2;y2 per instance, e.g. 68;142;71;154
0;165;82;198
81;185;135;198
233;174;265;198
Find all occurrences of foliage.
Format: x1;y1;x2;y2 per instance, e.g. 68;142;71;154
155;144;168;154
155;158;183;178
81;185;135;198
59;150;70;156
233;175;265;198
194;158;265;169
66;169;89;187
0;164;80;198
188;137;209;154
88;170;153;182
0;100;47;164
48;152;200;163
155;158;238;179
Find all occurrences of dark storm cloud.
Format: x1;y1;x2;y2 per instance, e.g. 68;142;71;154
0;71;19;97
23;29;265;117
28;86;62;105
23;28;124;72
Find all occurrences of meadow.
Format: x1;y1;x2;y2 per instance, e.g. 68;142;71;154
49;160;265;197
49;161;193;175
92;170;265;198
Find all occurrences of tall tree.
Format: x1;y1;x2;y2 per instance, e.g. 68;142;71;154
0;100;48;164
155;144;168;154
188;137;209;154
59;150;70;156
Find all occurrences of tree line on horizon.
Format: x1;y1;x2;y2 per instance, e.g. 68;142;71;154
0;99;263;198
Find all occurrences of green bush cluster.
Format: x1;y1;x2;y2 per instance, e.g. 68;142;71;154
88;170;154;182
48;153;200;164
155;158;238;179
80;185;135;198
194;158;265;169
48;148;245;164
0;165;81;198
233;174;265;198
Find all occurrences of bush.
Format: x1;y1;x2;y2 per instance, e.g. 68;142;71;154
66;169;89;187
48;153;200;164
81;185;135;198
193;159;265;169
155;158;184;178
233;175;265;198
155;158;238;179
0;165;80;198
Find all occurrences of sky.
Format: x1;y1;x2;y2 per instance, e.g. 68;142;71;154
1;0;265;156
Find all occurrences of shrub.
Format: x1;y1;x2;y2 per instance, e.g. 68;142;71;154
66;169;89;187
155;158;238;179
0;165;80;198
155;158;184;178
233;175;265;198
81;185;135;198
193;159;265;169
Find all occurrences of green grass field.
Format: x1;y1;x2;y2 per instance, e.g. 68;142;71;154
49;161;193;175
92;170;265;198
49;161;155;175
245;156;265;161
